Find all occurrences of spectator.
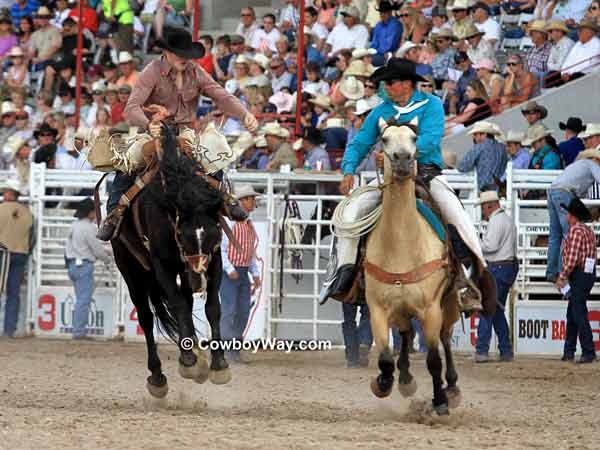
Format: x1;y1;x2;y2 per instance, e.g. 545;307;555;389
0;15;16;63
399;5;427;45
370;1;403;65
68;0;98;34
430;6;451;34
547;145;600;282
278;0;300;34
524;124;563;170
12;110;32;143
472;2;501;47
29;6;62;72
500;54;537;110
262;121;297;170
0;101;16;148
303;61;330;96
418;75;435;95
16;16;33;51
585;0;600;27
86;81;109;127
561;20;600;80
464;23;494;64
451;79;493;129
458;121;507;191
578;123;600;156
525;20;552;80
431;28;457;88
235;132;261;169
473;58;504;109
558;117;585;165
5;47;29;89
116;51;138;87
55;85;75;115
303;27;324;65
102;61;119;85
236;7;258;50
556;198;597;364
301;127;331;171
317;0;337;31
0;179;33;338
219;183;261;363
308;94;332;127
475;190;518;363
274;35;291;64
251;13;281;55
448;51;478;115
226;35;247;78
396;41;433;77
521;100;548;130
449;0;473;39
350;99;376;168
30;91;53;127
56;128;91;170
544;20;575;87
5;136;31;188
51;0;70;29
33;123;58;151
269;56;292;93
305;6;328;52
325;6;368;57
66;198;112;340
503;131;530;176
323;117;348;152
10;0;38;29
101;0;133;53
503;0;535;14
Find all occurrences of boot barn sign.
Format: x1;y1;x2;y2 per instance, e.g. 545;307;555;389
35;287;115;338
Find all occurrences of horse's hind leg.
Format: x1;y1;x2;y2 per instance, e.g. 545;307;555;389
423;302;448;415
368;303;394;398
397;329;417;397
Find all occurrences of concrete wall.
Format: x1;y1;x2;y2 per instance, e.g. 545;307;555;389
199;0;274;31
443;72;600;161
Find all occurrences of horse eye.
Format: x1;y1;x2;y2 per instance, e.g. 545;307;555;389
382;136;389;145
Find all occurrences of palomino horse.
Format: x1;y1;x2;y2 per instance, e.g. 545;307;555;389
365;118;462;415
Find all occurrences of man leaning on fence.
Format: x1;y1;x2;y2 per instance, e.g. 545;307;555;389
475;191;518;363
0;179;33;338
66;198;112;340
555;198;597;364
546;146;600;283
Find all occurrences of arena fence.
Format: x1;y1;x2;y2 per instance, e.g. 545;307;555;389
2;162;600;355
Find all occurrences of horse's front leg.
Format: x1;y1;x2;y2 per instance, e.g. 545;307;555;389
367;300;394;398
423;302;448;415
205;252;232;385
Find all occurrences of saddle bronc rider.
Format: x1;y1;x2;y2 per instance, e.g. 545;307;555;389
320;58;486;315
96;27;259;241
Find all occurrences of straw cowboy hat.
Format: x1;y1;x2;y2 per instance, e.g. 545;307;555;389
467;121;502;136
352;48;377;59
434;28;458;40
234;183;260;199
232;131;256;154
577;19;600;33
395;41;421;58
528;19;548;34
521;101;548;119
8;47;24;58
1;178;22;195
74;198;96;219
35;6;52;17
1;101;16;116
74;127;90;142
254;135;267;148
269;91;295;114
262;121;290;138
245;74;271;87
344;60;373;78
505;130;525;143
545;20;569;34
91;80;106;93
355;98;374;116
462;23;486;40
253;53;271;71
118;51;134;64
325;118;345;129
156;26;205;59
339;75;365;100
578;123;600;139
234;54;251;65
7;135;26;158
576;147;600;161
448;0;469;10
339;5;361;18
522;124;553;146
309;94;333;110
478;191;500;205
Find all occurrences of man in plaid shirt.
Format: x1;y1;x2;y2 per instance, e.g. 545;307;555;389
526;20;552;78
556;198;597;363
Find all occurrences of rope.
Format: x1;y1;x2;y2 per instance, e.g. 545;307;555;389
331;185;385;239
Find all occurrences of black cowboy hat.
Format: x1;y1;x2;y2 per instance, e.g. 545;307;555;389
33;143;57;164
156;27;205;60
33;123;58;139
376;1;400;12
74;197;95;219
370;57;427;84
561;198;592;222
303;127;325;145
559;117;584;134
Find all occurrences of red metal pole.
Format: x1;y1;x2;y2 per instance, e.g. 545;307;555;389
193;0;200;41
75;0;83;129
294;0;305;137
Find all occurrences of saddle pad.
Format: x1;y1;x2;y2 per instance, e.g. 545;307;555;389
416;199;446;243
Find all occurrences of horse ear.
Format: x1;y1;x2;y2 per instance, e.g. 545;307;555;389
378;117;388;133
409;116;419;127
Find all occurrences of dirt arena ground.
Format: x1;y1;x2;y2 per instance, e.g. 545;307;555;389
1;338;599;450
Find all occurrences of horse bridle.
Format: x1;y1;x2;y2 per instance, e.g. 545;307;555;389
171;211;215;274
376;121;420;182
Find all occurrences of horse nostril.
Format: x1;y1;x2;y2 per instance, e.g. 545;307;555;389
393;153;400;160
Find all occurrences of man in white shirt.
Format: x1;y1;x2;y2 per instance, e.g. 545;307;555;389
546;20;575;72
235;7;259;50
472;2;501;48
269;57;292;93
561;20;600;78
305;6;328;52
251;13;282;54
325;6;369;57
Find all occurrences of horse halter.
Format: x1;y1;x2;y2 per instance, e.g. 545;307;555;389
172;212;210;273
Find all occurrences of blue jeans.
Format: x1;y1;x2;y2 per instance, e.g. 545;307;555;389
476;261;518;356
564;269;596;360
392;318;427;352
219;268;251;342
3;253;28;337
68;260;95;338
107;172;137;213
547;189;574;280
342;302;373;362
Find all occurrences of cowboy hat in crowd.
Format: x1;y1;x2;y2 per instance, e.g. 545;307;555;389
1;178;22;195
559;117;584;134
521;101;548;119
505;130;525;144
33;123;58;139
339;75;365;100
522;124;553;146
478;190;500;205
578;123;600;139
234;183;260;199
262;121;290;138
309;94;333;111
576;147;600;162
467;121;502;136
396;41;421;58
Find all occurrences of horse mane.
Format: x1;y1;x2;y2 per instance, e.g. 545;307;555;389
153;125;225;218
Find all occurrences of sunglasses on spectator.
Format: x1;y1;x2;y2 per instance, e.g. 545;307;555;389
270;65;281;69
241;13;252;16
522;110;537;115
92;90;104;95
420;83;433;88
399;13;410;17
365;84;375;89
507;61;519;66
590;6;599;10
39;132;54;137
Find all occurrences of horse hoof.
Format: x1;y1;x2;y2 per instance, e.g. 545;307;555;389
397;378;417;398
447;387;462;409
433;403;449;416
178;358;209;380
370;376;393;398
146;380;169;398
209;368;232;385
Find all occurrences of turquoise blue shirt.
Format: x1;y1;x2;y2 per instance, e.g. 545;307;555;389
341;89;445;175
528;144;563;170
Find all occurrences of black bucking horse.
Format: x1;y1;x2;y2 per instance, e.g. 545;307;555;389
111;124;230;398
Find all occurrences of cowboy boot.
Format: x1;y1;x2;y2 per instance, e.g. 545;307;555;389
453;270;484;317
96;205;127;241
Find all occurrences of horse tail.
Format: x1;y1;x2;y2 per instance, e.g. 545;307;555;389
148;279;180;343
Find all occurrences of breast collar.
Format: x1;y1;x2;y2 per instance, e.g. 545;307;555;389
392;98;429;119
